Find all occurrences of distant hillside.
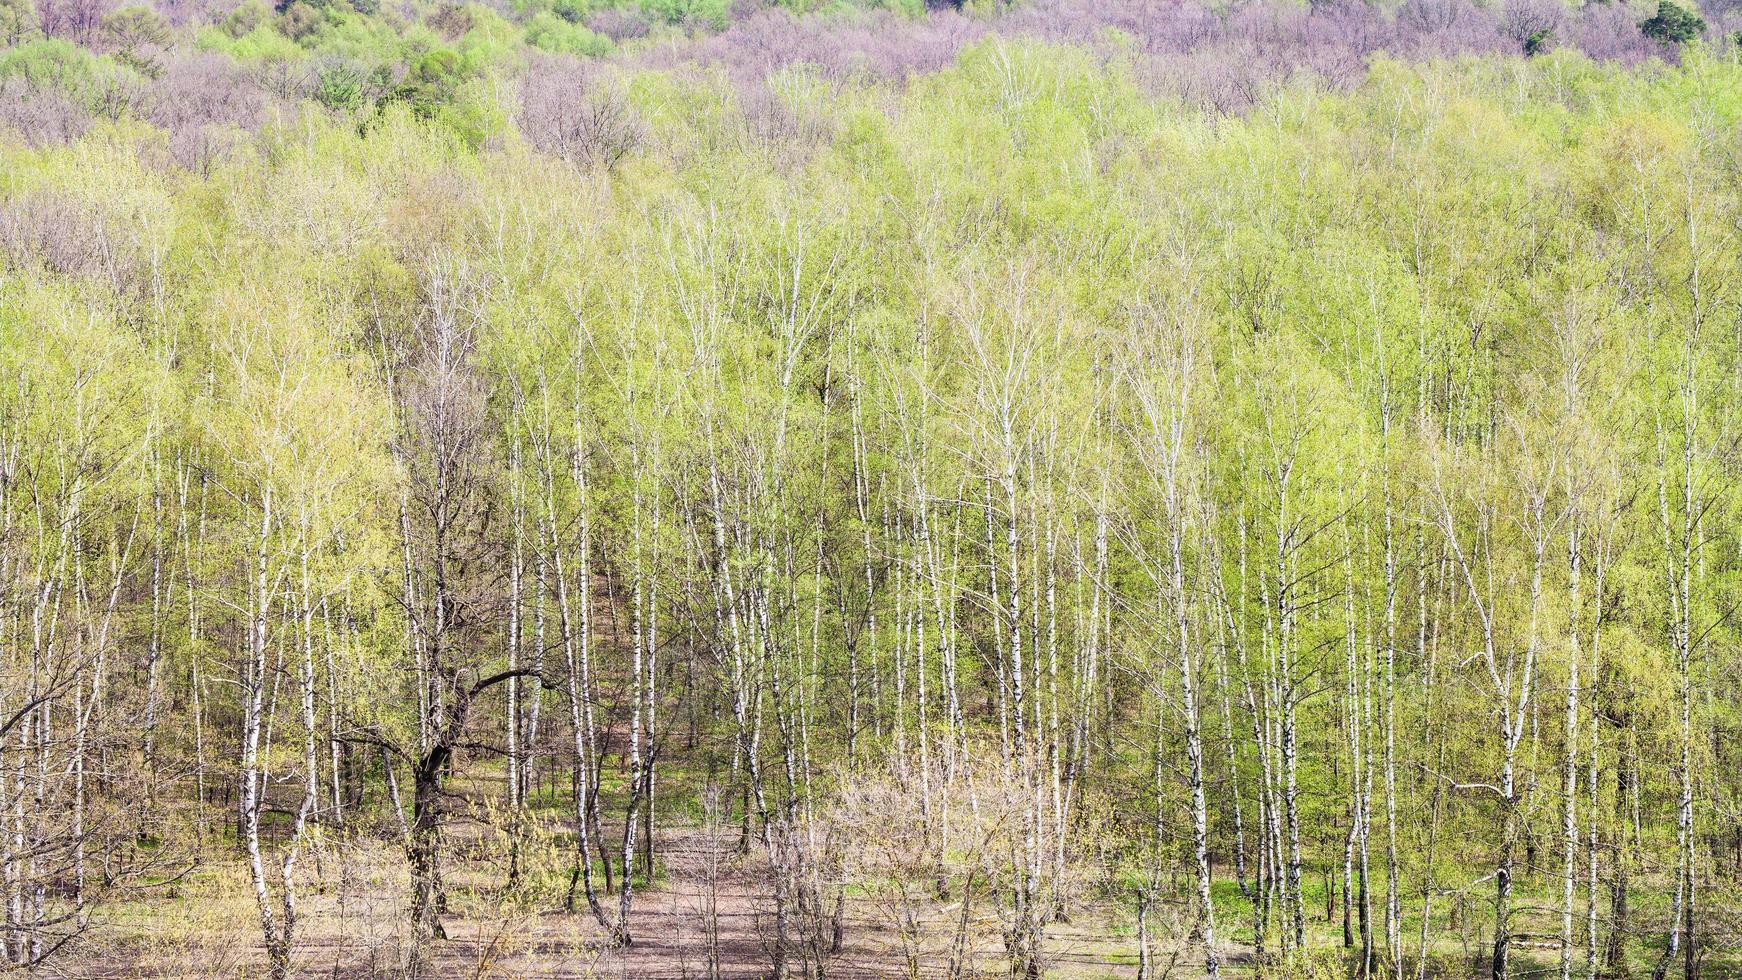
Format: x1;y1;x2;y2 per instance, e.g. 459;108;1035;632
0;0;1715;163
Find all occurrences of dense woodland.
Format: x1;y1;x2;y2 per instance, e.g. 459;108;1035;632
2;0;1742;976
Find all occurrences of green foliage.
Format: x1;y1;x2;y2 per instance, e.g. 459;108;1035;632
547;0;594;23
435;74;509;146
0;38;101;91
0;37;156;115
217;1;261;36
313;61;368;109
309;13;427;65
102;5;171;50
452;5;523;69
219;0;268;37
5;28;1742;980
388;46;467;116
1640;0;1704;44
278;1;330;43
523;12;609;55
101;5;171;76
0;0;40;46
197;20;304;62
639;0;728;29
860;0;924;15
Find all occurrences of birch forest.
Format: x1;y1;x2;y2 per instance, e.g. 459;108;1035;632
2;0;1742;975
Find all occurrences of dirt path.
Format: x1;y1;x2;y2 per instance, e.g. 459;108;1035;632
431;824;914;980
425;821;1150;980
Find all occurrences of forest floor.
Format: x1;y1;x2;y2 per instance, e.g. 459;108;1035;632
55;813;1637;980
63;818;1163;980
49;769;1673;980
